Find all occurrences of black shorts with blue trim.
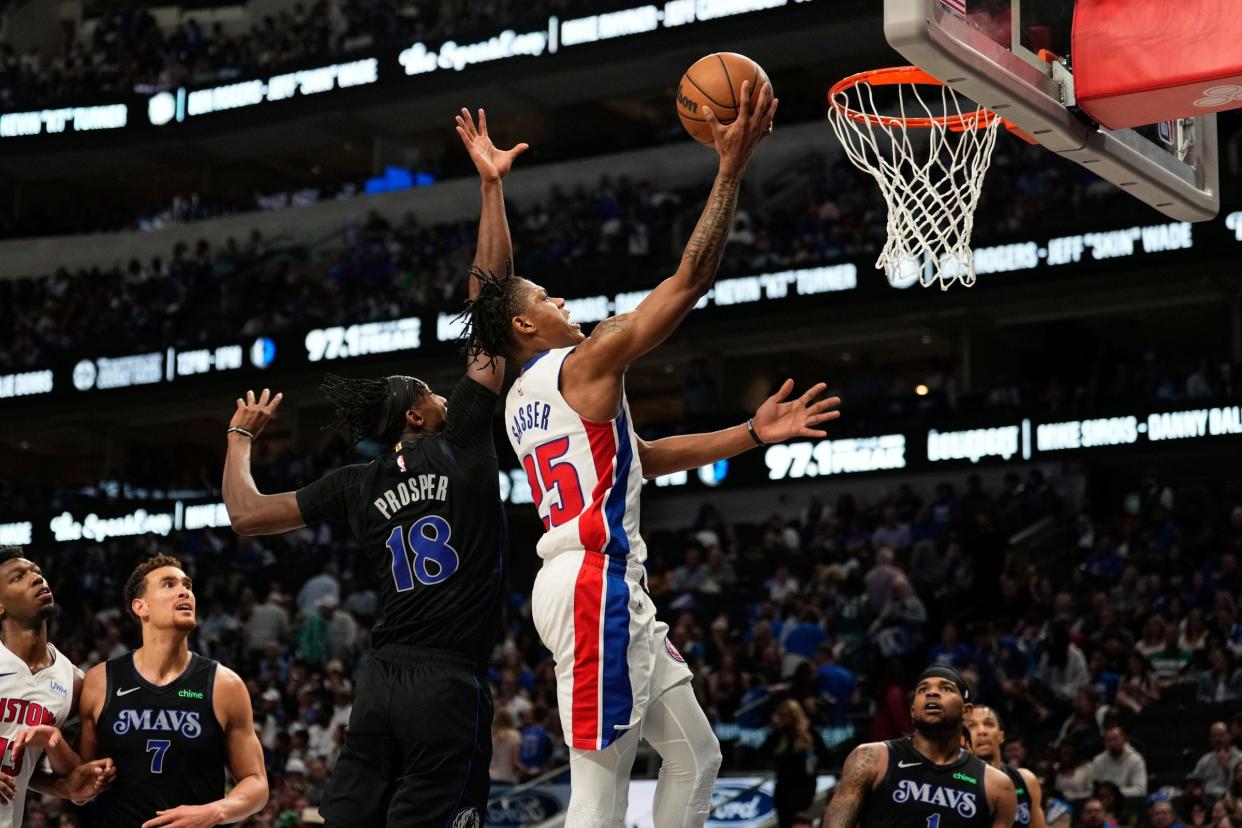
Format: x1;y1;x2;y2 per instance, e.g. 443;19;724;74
319;645;493;828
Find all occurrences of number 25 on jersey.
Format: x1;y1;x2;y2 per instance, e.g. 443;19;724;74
521;437;585;530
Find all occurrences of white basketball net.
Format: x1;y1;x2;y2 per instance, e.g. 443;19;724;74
828;72;1003;289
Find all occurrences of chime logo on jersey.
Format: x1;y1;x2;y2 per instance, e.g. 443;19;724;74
891;779;978;818
112;708;203;738
0;698;56;727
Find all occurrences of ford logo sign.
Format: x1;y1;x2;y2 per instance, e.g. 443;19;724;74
709;783;775;823
485;790;564;826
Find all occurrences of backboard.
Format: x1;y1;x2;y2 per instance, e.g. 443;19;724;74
885;0;1220;222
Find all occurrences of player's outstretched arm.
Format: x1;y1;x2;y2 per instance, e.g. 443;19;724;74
223;388;306;536
569;81;778;375
457;106;525;392
142;668;267;828
822;742;885;828
985;764;1018;828
638;379;840;478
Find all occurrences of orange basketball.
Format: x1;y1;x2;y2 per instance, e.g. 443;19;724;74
676;52;770;145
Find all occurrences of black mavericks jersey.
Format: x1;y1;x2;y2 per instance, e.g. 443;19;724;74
1003;765;1032;827
297;375;505;660
93;653;227;827
860;737;991;828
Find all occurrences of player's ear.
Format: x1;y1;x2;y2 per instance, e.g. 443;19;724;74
405;408;424;429
512;313;535;335
130;597;146;621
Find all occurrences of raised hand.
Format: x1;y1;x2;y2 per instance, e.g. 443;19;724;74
702;80;778;174
751;379;841;444
230;388;283;440
455;107;529;183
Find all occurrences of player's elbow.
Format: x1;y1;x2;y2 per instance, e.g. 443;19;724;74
227;510;262;537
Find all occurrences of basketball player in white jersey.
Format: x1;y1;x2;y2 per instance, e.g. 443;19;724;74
0;548;117;827
460;87;839;826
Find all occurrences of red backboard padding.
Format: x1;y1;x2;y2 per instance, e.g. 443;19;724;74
1073;0;1242;130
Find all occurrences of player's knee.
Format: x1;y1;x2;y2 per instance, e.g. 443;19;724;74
698;732;723;782
566;799;625;828
686;723;721;776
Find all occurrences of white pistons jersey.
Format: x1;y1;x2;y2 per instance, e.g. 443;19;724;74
0;641;77;828
505;347;647;565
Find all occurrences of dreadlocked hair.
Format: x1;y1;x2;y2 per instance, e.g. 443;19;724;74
320;373;425;446
456;265;524;368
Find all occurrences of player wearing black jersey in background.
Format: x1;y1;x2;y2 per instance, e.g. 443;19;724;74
79;555;267;828
221;108;527;827
966;706;1046;828
823;666;1016;828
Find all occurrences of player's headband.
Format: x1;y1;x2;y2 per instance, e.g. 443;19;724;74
916;666;971;702
380;375;426;446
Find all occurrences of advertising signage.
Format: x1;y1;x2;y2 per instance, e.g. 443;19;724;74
6;401;1240;547
3;209;1241;409
0;0;816;142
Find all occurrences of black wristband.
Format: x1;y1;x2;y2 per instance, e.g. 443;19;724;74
745;418;767;447
227;426;256;440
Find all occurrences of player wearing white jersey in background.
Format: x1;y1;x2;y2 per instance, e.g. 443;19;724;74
0;548;117;827
459;90;840;827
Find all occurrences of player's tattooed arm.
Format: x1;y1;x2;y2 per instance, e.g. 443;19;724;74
822;743;882;828
568;83;775;377
679;171;742;290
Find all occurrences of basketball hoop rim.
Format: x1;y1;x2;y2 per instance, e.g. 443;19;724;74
828;66;1004;131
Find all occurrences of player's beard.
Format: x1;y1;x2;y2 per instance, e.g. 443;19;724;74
913;710;962;736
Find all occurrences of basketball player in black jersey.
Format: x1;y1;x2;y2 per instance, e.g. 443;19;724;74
220;108;528;827
823;666;1016;828
78;555;268;828
965;706;1046;828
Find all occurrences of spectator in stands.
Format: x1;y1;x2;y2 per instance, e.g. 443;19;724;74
1198;646;1242;703
1173;777;1211;828
1191;722;1242;799
1039;619;1091;711
519;707;553;780
296;563;340;615
929;622;974;669
1150;624;1195;687
1137;616;1169;659
781;609;828;664
763;699;829;828
871;506;911;551
1229;762;1242;810
870;661;912;741
1091;781;1135;828
245;588;290;653
1054;741;1095;803
489;709;523;785
1149;800;1183;828
1115;653;1161;716
864;547;902;614
869;575;928;658
813;645;857;727
1058;687;1105;759
1078;797;1108;828
1090;725;1148;798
